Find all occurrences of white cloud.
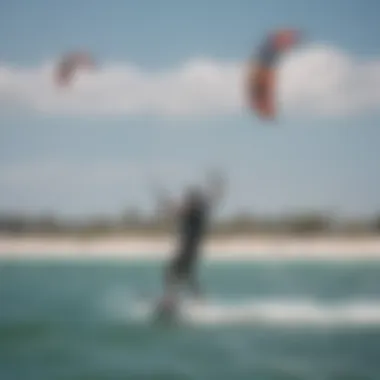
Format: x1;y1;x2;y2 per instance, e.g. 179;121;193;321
0;44;380;118
279;45;380;116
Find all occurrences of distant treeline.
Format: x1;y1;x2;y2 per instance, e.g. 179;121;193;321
1;211;380;237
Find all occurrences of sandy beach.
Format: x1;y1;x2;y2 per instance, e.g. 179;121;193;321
1;235;380;260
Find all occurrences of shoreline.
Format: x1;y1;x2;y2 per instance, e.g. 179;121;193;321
1;235;380;261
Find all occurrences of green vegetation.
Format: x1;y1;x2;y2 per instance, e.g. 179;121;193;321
0;210;379;238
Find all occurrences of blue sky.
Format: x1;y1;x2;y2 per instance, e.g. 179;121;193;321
0;0;380;218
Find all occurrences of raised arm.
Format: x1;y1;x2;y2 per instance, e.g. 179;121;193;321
203;169;226;207
150;182;187;221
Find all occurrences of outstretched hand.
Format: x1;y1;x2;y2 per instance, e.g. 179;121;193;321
205;169;225;204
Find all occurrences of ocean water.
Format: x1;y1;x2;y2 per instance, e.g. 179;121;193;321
1;257;380;380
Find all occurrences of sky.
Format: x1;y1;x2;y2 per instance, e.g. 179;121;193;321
0;0;380;219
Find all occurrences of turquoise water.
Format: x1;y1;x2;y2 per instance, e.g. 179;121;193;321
1;258;380;379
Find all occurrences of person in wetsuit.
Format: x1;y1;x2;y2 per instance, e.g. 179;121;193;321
164;187;208;299
158;174;224;311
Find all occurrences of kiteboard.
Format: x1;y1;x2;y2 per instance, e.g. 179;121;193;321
152;294;182;324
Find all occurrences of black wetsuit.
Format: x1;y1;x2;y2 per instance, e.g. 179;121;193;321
165;195;209;294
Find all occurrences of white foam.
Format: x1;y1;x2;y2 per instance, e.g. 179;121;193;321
132;298;380;327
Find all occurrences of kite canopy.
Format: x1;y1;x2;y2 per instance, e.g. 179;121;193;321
247;29;300;120
55;51;96;86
